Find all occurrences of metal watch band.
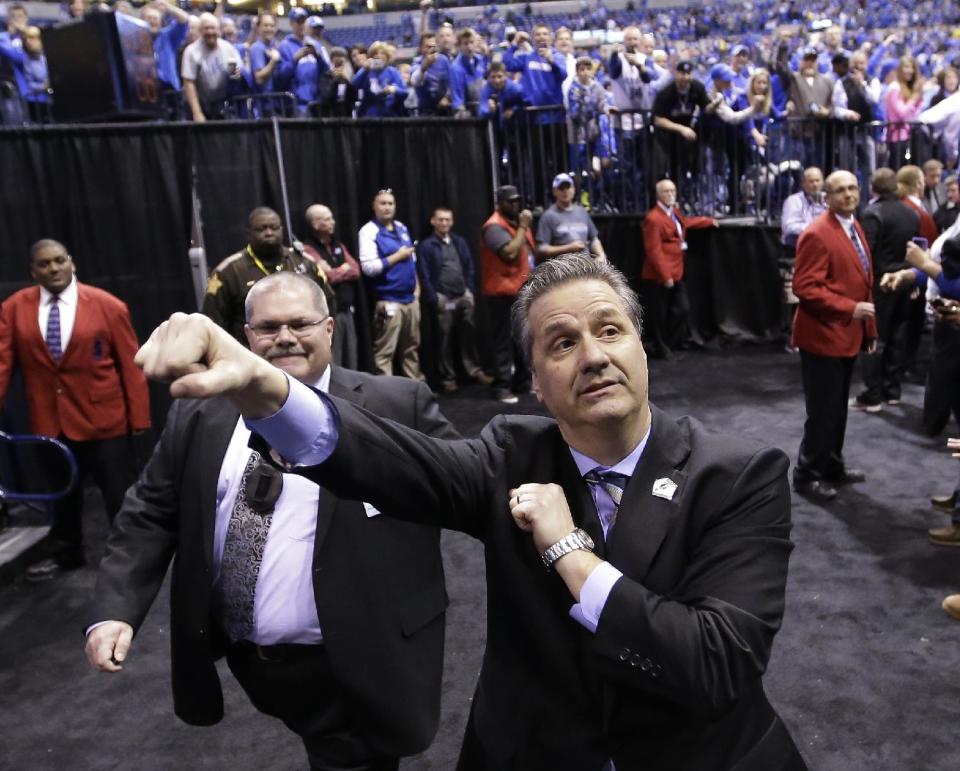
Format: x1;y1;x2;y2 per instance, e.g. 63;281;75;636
541;528;596;569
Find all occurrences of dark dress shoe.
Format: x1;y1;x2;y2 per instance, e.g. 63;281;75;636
931;492;958;512
25;553;85;582
831;468;866;484
794;479;838;501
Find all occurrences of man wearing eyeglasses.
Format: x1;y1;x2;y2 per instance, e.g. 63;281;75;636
203;207;331;345
85;272;457;770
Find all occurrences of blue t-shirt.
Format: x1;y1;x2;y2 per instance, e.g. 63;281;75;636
154;20;188;90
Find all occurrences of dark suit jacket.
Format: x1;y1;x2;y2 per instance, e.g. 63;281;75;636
89;367;457;757
293;400;806;771
860;194;920;277
792;211;878;358
641;204;715;283
0;282;150;440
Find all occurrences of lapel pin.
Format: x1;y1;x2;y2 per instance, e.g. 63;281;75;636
652;477;678;501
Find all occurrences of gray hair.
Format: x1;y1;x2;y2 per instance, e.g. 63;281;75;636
511;253;643;366
244;272;329;323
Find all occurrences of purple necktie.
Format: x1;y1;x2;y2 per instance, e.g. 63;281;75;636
584;469;630;538
849;225;870;276
46;296;62;361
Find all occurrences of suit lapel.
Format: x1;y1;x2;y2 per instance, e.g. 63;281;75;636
313;367;366;555
60;284;90;366
829;215;870;286
553;437;607;560
198;400;241;568
605;406;691;581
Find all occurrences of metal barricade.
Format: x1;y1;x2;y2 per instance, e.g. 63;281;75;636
224;92;298;120
0;432;78;504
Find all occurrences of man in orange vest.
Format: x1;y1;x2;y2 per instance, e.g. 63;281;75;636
480;185;535;404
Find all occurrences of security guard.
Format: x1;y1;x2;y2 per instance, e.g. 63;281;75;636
203;206;332;344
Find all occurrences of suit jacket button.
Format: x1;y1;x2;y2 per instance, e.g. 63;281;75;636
640;658;652;672
618;648;631;661
629;653;642;667
652;664;663;678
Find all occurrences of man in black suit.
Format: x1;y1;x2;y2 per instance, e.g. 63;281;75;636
85;272;457;771
853;167;921;411
136;254;806;770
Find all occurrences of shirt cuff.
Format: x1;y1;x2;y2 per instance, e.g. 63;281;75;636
245;375;340;466
85;620;112;637
568;560;623;633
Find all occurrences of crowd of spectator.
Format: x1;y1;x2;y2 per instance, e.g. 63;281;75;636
3;0;960;216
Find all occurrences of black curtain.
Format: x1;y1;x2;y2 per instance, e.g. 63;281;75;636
597;217;783;343
191;122;285;270
0;124;196;433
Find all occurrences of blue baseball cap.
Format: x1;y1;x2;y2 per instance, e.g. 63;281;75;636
710;63;736;82
289;8;309;22
552;173;574;189
731;44;749;57
306;16;325;28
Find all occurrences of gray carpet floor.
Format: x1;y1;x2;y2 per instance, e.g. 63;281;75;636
1;343;958;770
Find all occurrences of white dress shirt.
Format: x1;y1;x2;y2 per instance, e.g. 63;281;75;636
215;366;333;645
38;274;78;353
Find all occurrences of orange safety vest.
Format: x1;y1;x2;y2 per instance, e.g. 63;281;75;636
480;210;536;297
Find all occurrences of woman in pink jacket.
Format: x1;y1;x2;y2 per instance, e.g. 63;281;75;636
884;55;925;167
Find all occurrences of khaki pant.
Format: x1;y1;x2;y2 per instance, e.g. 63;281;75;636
373;300;422;380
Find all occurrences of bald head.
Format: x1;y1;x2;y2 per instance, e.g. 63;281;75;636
305;204;336;238
824;170;860;215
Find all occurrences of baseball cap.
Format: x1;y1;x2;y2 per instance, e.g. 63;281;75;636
800;46;819;59
289;8;309;22
552;173;574;189
496;184;521;201
710;63;736;82
306;16;325;28
675;60;694;74
731;44;748;57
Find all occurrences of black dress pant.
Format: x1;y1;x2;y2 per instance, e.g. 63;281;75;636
640;279;691;357
227;642;400;771
486;294;529;394
795;351;856;484
858;285;912;404
923;319;960;436
49;434;137;559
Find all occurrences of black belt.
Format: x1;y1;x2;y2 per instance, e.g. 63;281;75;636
230;639;324;662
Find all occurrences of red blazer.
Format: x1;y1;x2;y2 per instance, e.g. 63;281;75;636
792;212;878;357
641;204;715;282
0;282;151;441
901;196;938;244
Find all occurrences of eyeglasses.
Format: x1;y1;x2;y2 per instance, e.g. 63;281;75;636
248;317;328;339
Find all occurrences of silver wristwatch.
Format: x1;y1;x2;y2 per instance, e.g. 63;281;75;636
541;528;595;569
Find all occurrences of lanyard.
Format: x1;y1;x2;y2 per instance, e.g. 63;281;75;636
247;245;280;277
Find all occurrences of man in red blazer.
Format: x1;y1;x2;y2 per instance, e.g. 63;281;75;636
792;171;878;502
0;239;151;578
640;178;717;358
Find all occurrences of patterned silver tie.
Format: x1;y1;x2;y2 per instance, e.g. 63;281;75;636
584;469;630;533
216;451;273;643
